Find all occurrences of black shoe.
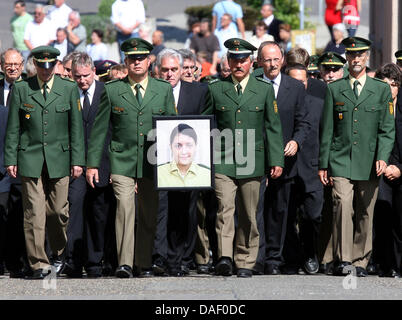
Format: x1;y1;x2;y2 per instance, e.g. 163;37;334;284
333;261;352;276
51;255;65;275
215;257;232;276
30;268;50;280
355;266;368;277
115;265;133;278
169;269;186;277
366;263;377;275
181;265;190;275
264;264;281;275
380;269;400;278
139;268;154;278
237;268;252;278
197;264;210;274
304;257;319;274
62;262;83;278
281;265;299;275
102;262;114;276
0;262;5;275
9;269;25;279
252;263;264;275
86;267;102;278
152;256;168;276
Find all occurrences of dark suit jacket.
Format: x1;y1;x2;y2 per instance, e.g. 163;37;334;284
389;90;402;173
307;78;327;100
267;17;283;43
0;106;11;193
0;79;5;107
83;81;111;187
297;94;324;192
257;73;309;179
177;81;208;115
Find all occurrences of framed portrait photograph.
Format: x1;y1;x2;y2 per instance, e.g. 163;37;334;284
153;115;214;190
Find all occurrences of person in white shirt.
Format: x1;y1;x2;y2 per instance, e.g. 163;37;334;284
110;0;146;62
24;5;56;50
52;28;70;61
248;21;274;60
47;0;72;30
214;13;238;60
86;29;109;62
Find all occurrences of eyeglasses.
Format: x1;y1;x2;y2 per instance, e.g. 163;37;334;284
183;65;198;71
4;63;22;68
262;58;281;64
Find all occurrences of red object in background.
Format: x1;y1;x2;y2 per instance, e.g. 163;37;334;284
325;0;342;27
201;61;213;79
342;0;360;27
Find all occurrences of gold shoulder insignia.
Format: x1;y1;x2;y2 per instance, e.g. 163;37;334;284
389;102;394;115
77;99;81;112
273;100;278;114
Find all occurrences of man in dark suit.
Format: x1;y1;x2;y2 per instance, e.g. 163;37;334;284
152;48;209;276
260;4;283;43
285;63;325;274
254;41;310;275
0;48;27;278
62;52;114;278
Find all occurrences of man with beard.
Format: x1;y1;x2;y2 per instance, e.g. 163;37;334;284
319;37;395;277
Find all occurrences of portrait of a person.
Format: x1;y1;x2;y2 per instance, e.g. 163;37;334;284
157;123;211;188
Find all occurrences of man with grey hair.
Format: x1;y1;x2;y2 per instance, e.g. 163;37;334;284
152;48;209;276
66;10;87;52
178;49;197;83
62;51;81;78
259;3;283;43
62;52;113;278
23;4;55;50
219;53;231;79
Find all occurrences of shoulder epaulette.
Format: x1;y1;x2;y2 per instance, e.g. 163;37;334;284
255;76;272;85
154;78;170;84
208;78;220;85
15;78;23;82
105;78;120;85
371;77;388;84
60;76;75;83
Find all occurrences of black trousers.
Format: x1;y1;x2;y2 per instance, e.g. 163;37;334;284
255;177;294;268
4;183;26;272
283;178;323;267
0;191;8;267
85;184;115;272
373;177;402;272
154;190;198;271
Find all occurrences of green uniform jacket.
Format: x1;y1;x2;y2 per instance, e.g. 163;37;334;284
319;75;395;180
86;76;176;179
4;75;85;179
202;75;284;179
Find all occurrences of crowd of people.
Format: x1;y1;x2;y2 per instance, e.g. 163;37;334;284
0;0;401;281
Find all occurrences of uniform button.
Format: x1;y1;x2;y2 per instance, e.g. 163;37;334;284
237;142;240;146
139;122;143;126
44;121;48;125
256;107;259;110
353;141;357;145
44;132;48;135
43;142;47;146
44;110;48;114
354;131;357;134
354;108;358;111
354;119;357;122
221;107;225;110
139;112;143;115
140;133;143;136
238;121;241;124
237;109;241;113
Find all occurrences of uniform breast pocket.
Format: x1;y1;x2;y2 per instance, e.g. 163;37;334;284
364;105;382;113
111;106;129;128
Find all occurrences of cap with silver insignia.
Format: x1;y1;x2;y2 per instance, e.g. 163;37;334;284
31;46;60;69
121;37;153;56
224;38;257;59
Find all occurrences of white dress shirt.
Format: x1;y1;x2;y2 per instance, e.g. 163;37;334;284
264;72;281;99
3;80;12;106
79;80;96;108
263;15;275;27
172;80;181;107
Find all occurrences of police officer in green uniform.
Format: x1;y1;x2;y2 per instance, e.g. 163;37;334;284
4;46;85;279
318;51;346;84
202;38;284;278
319;37;395;277
307;54;320;79
86;38;176;278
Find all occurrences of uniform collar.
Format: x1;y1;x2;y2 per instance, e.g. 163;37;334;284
37;74;55;91
231;74;250;92
128;75;149;92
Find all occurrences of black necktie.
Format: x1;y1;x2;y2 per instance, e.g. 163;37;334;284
353;80;360;99
6;83;12;106
135;84;143;105
43;83;48;101
83;90;90;120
